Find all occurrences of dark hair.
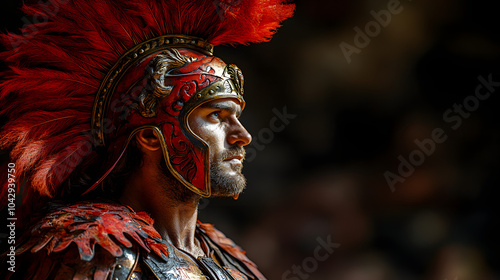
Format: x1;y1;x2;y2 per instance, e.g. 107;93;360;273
101;141;144;198
60;140;143;203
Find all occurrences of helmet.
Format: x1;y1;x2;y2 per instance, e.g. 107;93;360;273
91;40;246;197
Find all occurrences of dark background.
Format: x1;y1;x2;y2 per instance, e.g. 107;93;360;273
1;0;499;279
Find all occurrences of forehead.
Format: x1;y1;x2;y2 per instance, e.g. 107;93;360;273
197;98;243;113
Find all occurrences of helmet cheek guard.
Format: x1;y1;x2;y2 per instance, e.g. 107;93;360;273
88;36;244;197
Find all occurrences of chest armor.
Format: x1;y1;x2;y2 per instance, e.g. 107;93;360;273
114;227;257;280
3;202;265;280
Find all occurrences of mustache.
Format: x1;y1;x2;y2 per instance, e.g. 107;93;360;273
219;147;246;161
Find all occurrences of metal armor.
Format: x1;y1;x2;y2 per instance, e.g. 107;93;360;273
3;201;265;280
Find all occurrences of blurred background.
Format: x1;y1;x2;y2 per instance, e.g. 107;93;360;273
1;0;499;279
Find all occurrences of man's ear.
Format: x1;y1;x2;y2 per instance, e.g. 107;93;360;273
135;128;161;151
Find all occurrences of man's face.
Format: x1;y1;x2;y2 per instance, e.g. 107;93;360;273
187;98;252;197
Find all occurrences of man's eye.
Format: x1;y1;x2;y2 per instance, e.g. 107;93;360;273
208;111;221;120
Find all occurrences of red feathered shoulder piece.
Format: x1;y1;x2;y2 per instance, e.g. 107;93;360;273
14;201;170;261
1;201;171;279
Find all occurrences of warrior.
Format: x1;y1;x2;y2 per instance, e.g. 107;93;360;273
0;0;293;279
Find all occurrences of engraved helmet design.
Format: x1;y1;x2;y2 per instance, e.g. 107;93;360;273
90;41;245;197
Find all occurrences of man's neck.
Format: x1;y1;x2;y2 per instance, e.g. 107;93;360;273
119;165;204;257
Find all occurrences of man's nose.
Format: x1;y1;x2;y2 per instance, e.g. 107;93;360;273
227;118;252;147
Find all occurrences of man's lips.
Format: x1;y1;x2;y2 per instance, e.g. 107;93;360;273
224;155;243;162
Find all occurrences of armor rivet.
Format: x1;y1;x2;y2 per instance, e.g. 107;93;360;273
133;53;138;58
166;39;170;44
114;278;119;280
209;89;215;95
139;49;144;54
116;264;122;269
197;93;202;98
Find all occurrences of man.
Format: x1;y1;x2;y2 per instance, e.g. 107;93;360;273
0;0;293;279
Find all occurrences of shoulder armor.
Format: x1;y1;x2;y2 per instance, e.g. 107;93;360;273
17;201;169;261
197;221;267;280
7;201;169;279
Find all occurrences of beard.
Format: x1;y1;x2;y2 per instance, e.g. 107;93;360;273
210;146;247;197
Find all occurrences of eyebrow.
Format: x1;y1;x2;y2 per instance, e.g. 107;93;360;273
201;102;242;117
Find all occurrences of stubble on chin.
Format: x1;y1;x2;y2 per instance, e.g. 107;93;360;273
209;147;247;197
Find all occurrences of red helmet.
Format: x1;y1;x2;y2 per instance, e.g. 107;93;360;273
91;41;246;197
